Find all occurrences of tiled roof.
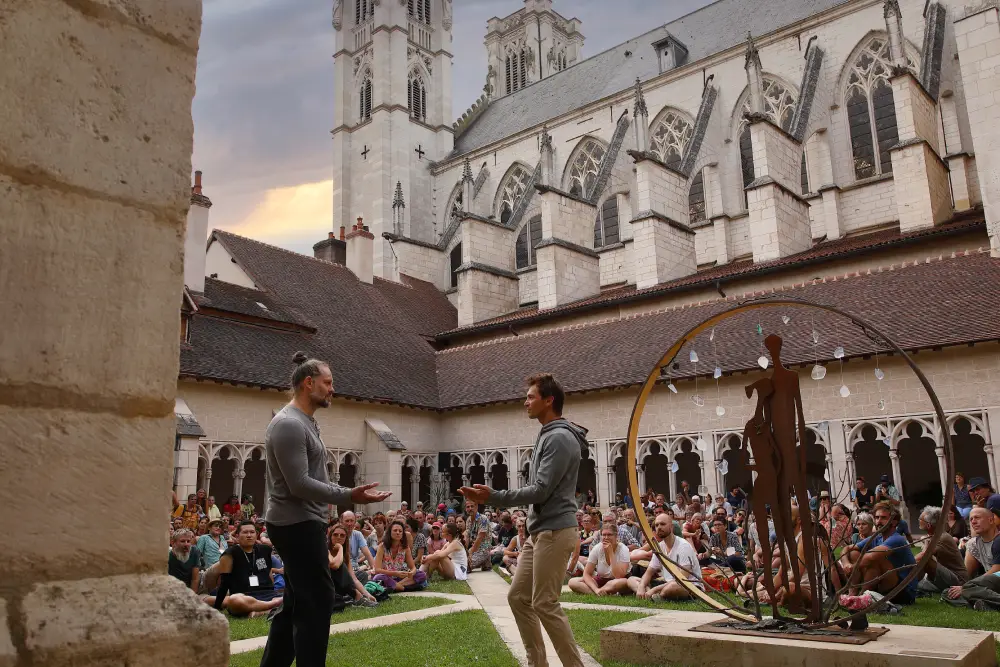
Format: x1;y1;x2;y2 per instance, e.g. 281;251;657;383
437;217;987;338
195;277;312;329
179;231;457;407
434;249;1000;409
452;0;848;156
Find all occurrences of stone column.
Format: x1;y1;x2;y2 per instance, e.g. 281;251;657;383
889;450;903;501
203;464;214;496
410;466;420;509
639;464;648;499
455;213;518;326
596;439;610;509
954;4;1000;255
939;91;975;212
233;464;246;500
535;186;601;309
985;445;998;492
0;0;227;663
935;446;948;498
888;71;951;231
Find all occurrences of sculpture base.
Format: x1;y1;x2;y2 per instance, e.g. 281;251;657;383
601;611;995;666
690;619;888;644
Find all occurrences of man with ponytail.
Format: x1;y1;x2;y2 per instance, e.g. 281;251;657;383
254;352;391;667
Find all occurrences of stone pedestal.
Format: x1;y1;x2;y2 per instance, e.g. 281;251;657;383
602;611;996;667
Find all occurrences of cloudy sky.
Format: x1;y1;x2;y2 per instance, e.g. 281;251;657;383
191;0;710;254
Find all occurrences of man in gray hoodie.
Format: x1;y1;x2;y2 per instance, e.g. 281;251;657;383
461;373;586;667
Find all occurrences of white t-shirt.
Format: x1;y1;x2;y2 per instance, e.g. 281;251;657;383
587;541;630;578
648;537;704;589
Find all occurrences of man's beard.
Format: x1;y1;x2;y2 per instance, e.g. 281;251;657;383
172;545;191;559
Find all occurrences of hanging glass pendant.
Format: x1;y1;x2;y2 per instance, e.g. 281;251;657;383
874;368;885;381
811;364;827;380
782;315;791;325
882;437;891;448
713;367;722;380
692;394;705;407
709;328;715;342
667;383;678;394
670;423;676;431
823;468;829;481
833;346;845;359
758;355;769;369
718;459;729;475
756;324;763;335
690;350;699;363
812;330;820;344
878;398;886;412
671;461;679;473
716;405;726;417
696;437;708;451
839;384;851;398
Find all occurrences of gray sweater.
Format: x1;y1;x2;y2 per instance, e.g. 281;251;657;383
263;404;352;526
489;419;587;535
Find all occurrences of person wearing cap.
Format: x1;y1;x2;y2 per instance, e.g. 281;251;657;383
969;477;994;508
427;522;447;555
945;502;1000;610
196;518;229;572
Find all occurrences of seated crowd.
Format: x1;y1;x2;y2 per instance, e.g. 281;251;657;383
167;470;1000;619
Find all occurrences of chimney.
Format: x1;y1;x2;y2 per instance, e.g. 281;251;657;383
346;216;374;283
312;230;347;265
184;170;212;292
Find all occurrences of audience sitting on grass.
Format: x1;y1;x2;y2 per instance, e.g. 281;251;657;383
628;513;703;601
948;505;969;541
427;522;447;555
196;519;228;570
328;524;378;607
915;505;968;595
568;522;631;596
839;501;917;606
373;519;425;591
499;517;528;576
850;511;875;545
491;512;516;565
168;528;201;593
341;510;375;584
945;503;1000;609
421;522;468;581
464;499;493;572
406;517;427;565
203;520;283;618
703;516;746;574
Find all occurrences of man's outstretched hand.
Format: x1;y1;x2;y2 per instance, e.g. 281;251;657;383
459;484;491;504
351;482;392;504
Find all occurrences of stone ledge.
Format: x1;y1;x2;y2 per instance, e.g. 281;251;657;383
458;212;512;230
534;237;600;258
382;232;441;251
890;67;936;104
454;262;518;279
743;112;801;145
21;574;228;666
629;210;695;235
955;1;998;22
596;242;626;254
745;175;810;205
533;184;595;207
625;150;688;180
889;137;950;172
515;264;538;275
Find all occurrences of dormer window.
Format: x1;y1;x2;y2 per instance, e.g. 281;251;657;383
653;33;688;73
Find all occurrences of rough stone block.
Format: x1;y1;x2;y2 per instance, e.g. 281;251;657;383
0;407;175;583
0;600;14;667
21;574;229;667
77;0;203;51
0;0;198;214
0;176;183;407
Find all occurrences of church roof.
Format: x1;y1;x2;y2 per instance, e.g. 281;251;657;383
435;248;1000;409
451;0;848;157
180;230;457;407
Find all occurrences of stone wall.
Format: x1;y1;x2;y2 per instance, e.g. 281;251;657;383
599;244;631;287
518;267;538;304
1;0;228;663
392;239;446;289
840;178;898;233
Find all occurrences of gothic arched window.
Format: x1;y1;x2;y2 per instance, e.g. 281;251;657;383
515;214;543;269
689;170;706;224
845;36;902;180
801;153;810;195
450;243;462;289
356;0;373;23
359;71;373;122
594;196;620;248
650;109;694;171
566;138;606;199
737;77;797;204
408;71;427;122
505;45;530;94
447;188;463;223
497;164;531;225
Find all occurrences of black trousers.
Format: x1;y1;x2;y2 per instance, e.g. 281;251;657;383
260;521;333;667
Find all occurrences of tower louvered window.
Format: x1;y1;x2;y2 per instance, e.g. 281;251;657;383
846;37;904;180
515;215;543;269
359;72;373;122
356;0;373;23
407;0;431;24
408;72;427;122
505;46;530;94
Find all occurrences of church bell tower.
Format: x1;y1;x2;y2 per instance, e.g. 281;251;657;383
332;0;455;280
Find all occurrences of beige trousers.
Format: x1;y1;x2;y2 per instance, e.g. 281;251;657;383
508;526;584;667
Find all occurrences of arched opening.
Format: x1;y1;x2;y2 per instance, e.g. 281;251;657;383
448;456;464;497
722;438;752;498
496;164;531;224
407;71;427;122
210;449;238;506
577;449;597;505
564;138;605;199
516;214;542;269
419;462;433;507
644;442;670;497
197;456;208;492
242;448;268;516
468;455;486;488
594;195;620;248
359;71;373;122
801;430;829;496
338;455;358;516
649;108;694;171
401;463;414;507
490;460;509;492
853;425;892;490
689;169;706;224
675;441;702;493
952;418;989;483
897;422;941;519
613;454;628;499
844;36;901;180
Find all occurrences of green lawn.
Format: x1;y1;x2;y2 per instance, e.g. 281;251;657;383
560;591;729;611
227;595;452;641
229;610;517;667
425;573;473;595
566;609;661;667
493;565;512;584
